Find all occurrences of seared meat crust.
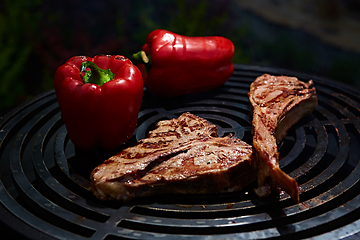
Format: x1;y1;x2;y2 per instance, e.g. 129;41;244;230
91;112;255;201
249;74;318;202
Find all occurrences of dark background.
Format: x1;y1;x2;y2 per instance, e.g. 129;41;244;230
1;0;360;116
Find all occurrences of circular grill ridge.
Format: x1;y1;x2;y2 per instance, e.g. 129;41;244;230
1;64;360;239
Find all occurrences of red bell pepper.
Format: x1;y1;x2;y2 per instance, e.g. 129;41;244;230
54;55;143;151
132;29;235;97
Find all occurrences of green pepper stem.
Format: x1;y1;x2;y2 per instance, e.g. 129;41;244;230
132;51;149;64
80;61;115;86
132;51;152;73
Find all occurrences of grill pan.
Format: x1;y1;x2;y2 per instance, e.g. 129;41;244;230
1;64;360;239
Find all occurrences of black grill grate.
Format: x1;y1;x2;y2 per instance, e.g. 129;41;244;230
1;64;360;239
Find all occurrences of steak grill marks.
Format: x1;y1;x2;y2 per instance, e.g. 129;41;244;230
249;74;318;202
91;112;255;201
91;112;218;182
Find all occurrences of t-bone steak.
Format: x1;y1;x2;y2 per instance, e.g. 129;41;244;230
248;74;318;202
91;112;255;201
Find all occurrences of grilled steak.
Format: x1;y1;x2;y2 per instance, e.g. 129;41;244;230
249;74;318;202
91;112;255;201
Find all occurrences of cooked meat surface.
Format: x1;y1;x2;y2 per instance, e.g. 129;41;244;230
91;112;255;201
249;74;318;202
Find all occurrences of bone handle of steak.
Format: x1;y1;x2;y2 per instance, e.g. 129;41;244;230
271;166;299;202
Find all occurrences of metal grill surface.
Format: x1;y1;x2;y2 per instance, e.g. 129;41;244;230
1;64;360;240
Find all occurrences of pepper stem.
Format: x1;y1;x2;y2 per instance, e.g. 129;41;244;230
132;51;149;64
132;51;152;73
80;61;115;86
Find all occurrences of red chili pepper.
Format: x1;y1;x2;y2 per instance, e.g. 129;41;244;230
132;29;235;97
54;55;143;151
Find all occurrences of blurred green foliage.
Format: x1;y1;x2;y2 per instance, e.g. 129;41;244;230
0;0;360;115
0;0;41;109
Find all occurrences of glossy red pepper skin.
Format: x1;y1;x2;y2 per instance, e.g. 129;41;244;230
54;55;143;151
136;29;234;97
